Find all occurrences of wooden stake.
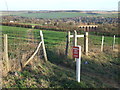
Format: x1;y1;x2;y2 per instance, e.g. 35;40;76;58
23;41;42;67
40;31;48;61
73;30;77;46
4;34;10;72
65;31;70;56
113;35;115;50
84;32;88;55
18;56;23;71
73;30;77;61
101;36;104;52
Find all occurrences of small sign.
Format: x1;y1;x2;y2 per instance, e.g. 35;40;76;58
73;46;80;58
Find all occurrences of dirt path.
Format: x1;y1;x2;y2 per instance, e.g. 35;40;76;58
27;29;35;43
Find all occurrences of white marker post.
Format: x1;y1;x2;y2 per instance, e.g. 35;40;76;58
101;36;104;52
113;35;115;50
73;46;81;82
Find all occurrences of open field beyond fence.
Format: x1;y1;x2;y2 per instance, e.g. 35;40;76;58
2;12;118;18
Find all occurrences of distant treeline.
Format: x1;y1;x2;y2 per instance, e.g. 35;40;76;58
1;22;77;32
1;22;119;37
1;22;32;28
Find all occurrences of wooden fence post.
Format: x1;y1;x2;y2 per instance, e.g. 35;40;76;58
84;32;88;55
73;30;77;61
112;35;115;50
65;31;70;56
40;31;48;61
4;34;10;72
101;36;104;52
73;30;77;46
18;56;23;71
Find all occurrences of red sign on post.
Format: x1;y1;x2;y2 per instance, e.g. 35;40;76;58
73;46;80;58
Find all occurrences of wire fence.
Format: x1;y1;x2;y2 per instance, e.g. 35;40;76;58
1;29;46;75
66;31;118;55
1;27;118;76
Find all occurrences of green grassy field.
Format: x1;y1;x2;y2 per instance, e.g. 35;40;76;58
1;26;120;88
2;26;119;48
12;12;118;18
1;26;66;47
0;11;28;16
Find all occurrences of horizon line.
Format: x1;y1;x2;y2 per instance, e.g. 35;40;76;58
0;9;118;11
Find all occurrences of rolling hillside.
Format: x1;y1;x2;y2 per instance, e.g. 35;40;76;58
1;26;120;88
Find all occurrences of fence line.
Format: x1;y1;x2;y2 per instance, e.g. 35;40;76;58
2;30;48;74
2;28;117;75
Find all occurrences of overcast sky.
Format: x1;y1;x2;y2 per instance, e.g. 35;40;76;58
0;0;119;11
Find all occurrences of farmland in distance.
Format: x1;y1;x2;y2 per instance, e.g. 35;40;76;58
1;11;118;18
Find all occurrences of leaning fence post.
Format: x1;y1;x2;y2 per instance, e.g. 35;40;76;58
4;34;10;72
65;31;70;56
101;36;104;52
84;32;88;55
40;31;48;61
112;35;115;50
